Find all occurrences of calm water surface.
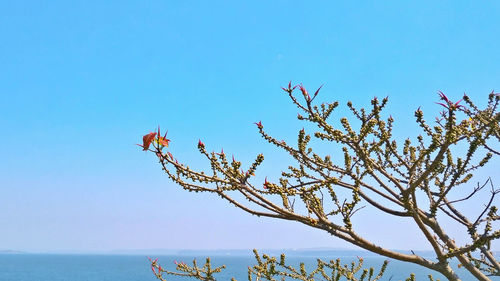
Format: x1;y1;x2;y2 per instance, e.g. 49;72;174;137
0;254;484;281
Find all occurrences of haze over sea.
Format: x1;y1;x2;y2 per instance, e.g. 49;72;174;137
0;249;487;281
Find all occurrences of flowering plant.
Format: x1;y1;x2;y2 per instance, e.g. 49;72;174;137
141;83;499;280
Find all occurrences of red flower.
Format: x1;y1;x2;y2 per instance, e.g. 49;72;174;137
438;91;450;103
313;84;323;99
216;148;224;156
299;84;311;101
156;126;170;147
436;91;464;110
198;139;205;147
281;81;297;93
254;121;263;129
139;132;157;151
263;177;269;189
157;137;170;147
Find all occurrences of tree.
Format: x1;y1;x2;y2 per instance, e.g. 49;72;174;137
140;83;500;281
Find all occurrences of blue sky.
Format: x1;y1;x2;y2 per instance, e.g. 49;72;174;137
0;1;499;252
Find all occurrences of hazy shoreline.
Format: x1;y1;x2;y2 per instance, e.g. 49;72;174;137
5;248;495;257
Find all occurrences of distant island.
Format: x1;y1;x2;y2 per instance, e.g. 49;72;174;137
0;250;25;254
109;248;439;258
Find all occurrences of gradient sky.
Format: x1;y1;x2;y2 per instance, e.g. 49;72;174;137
1;1;499;253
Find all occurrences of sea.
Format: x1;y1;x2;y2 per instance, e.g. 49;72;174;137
0;251;494;281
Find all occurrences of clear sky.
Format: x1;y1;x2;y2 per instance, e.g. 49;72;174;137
0;1;499;253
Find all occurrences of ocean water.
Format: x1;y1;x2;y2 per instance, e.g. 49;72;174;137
0;253;485;281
